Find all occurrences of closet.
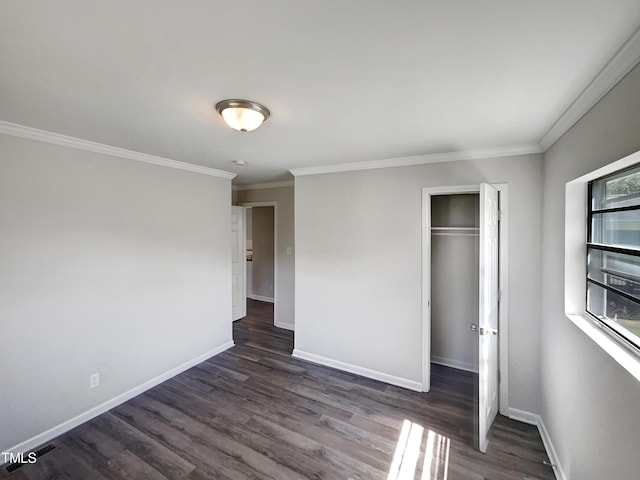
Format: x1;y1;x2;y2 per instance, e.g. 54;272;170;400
430;194;479;373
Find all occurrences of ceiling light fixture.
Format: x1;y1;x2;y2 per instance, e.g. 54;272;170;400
215;99;270;133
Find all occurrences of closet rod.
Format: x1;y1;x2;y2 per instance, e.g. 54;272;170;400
431;226;479;231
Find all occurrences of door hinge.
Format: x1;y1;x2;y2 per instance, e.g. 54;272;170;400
497;210;502;222
498;370;501;383
497;289;501;303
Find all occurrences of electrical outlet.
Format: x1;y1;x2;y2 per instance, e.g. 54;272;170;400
89;373;100;389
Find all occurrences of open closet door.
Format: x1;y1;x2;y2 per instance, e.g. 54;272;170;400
478;183;499;453
231;206;246;321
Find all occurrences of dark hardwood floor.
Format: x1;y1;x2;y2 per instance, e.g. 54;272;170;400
3;299;555;479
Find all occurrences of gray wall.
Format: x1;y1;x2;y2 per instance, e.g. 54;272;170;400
250;206;275;299
237;186;295;329
294;153;543;412
0;133;233;453
541;63;640;479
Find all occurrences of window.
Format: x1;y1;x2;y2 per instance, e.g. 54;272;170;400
587;164;640;351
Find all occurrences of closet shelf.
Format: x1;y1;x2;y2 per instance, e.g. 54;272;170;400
431;226;479;237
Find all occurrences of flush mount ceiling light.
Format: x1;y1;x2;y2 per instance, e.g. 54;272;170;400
215;99;270;133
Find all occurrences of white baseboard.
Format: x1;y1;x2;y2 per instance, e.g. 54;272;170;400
248;295;274;303
5;340;235;457
274;321;294;331
507;407;541;426
247;294;275;303
292;349;422;392
507;408;565;480
431;356;478;373
537;416;567;480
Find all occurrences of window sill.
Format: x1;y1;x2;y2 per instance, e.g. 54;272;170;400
566;313;640;382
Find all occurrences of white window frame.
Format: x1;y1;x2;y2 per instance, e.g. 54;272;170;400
565;150;640;382
586;166;640;351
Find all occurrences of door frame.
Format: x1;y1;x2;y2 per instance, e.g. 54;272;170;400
421;184;509;416
240;201;279;328
231;205;247;321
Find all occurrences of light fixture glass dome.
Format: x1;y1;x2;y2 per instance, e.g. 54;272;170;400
215;99;270;133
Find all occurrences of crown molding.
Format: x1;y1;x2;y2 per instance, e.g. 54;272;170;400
234;180;294;191
539;26;640;151
0;121;236;180
289;144;542;177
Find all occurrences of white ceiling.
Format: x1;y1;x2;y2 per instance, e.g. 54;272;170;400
1;1;639;184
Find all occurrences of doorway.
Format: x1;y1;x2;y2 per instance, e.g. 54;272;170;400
430;193;480;374
242;202;278;326
422;184;509;452
246;206;275;303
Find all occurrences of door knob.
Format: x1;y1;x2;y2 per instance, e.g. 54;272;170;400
480;327;498;336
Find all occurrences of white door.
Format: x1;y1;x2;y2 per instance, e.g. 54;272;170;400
231;206;246;321
478;183;499;453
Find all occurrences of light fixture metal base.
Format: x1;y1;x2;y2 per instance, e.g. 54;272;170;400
215;99;270;133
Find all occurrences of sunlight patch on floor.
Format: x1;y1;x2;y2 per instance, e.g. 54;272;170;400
387;419;450;480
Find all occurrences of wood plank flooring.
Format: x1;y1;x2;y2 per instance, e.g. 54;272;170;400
3;299;555;479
